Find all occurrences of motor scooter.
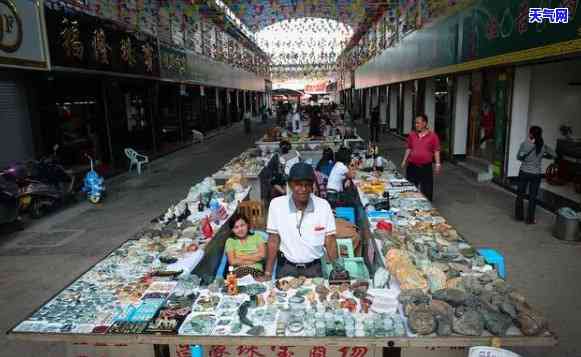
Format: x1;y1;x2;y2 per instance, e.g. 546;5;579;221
2;145;75;218
0;173;20;225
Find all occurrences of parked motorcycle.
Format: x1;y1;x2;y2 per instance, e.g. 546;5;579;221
81;155;104;204
0;173;20;225
2;145;75;218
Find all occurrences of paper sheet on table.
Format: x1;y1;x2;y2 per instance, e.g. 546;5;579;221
167;249;205;277
237;274;258;286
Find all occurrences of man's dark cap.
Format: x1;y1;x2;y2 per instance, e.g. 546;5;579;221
288;162;315;182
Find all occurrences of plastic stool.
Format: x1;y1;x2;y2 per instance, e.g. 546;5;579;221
191;345;204;357
336;207;356;224
477;248;506;279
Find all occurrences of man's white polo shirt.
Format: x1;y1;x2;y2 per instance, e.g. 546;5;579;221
267;194;336;264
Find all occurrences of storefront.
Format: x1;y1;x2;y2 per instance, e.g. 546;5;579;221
42;3;160;174
432;76;455;159
0;0;49;167
182;85;205;137
467;68;513;177
217;87;229;127
157;82;186;154
229;89;240;123
506;58;581;210
36;74;111;172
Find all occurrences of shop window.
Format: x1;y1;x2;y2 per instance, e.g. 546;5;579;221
467;69;512;176
38;77;110;175
124;92;153;154
183;86;203;139
55;99;101;169
157;84;185;154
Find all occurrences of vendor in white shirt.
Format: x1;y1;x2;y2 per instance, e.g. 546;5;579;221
265;162;338;278
326;147;356;208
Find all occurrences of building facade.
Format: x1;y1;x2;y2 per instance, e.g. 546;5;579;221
0;0;271;176
341;0;581;209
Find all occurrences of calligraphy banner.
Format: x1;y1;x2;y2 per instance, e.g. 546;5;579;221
44;4;160;77
170;345;382;357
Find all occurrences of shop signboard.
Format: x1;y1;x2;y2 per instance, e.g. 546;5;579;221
158;45;264;92
0;0;49;69
160;45;190;81
356;0;581;88
44;4;160;77
461;0;581;62
304;80;329;94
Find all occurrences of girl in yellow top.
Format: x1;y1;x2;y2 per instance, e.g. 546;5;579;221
224;213;266;278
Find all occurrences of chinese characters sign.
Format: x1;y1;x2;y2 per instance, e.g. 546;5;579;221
45;5;159;76
173;345;377;357
528;8;570;23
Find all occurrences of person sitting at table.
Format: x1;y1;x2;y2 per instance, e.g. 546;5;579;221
271;140;301;199
264;163;338;279
313;147;335;199
326;147;356;208
279;140;301;176
317;147;335;177
225;213;266;278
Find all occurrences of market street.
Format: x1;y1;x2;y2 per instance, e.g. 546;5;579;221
0;123;579;357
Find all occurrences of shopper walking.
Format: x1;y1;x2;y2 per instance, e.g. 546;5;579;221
515;126;556;224
369;105;380;143
291;109;302;135
401;114;441;201
243;109;252;134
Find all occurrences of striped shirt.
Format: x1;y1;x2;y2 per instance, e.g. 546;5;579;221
517;141;556;175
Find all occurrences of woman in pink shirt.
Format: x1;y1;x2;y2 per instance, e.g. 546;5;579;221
400;114;441;201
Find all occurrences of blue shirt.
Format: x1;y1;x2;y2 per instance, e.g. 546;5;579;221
318;161;334;177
